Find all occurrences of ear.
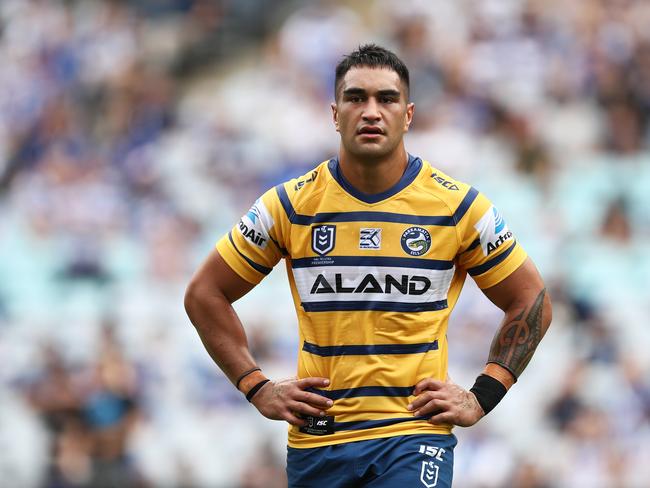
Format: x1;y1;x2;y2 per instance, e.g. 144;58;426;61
331;102;339;132
403;102;415;132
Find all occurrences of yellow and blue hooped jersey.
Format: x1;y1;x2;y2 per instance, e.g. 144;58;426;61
216;155;527;448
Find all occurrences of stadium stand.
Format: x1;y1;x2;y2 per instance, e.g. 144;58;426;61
0;1;649;486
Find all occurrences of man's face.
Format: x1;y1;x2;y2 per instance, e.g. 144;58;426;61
332;67;414;160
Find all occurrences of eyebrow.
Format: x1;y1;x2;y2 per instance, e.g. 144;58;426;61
342;88;402;98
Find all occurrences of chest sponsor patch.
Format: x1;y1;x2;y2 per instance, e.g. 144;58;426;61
359;228;381;250
238;198;273;249
474;206;514;256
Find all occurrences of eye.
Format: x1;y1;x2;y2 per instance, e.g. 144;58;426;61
380;97;396;104
349;96;363;103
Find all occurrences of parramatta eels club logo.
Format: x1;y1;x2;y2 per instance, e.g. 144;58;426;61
401;226;432;256
312;225;336;256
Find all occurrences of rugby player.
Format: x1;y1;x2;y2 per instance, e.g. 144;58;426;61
185;44;552;487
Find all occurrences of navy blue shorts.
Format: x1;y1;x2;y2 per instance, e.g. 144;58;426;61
287;434;457;488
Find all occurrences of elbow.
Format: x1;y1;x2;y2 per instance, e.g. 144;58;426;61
184;276;230;332
543;287;553;333
184;277;203;326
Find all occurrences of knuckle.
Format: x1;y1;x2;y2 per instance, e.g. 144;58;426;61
306;395;318;404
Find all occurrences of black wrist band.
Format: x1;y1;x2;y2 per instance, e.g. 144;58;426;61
235;367;261;390
246;379;270;402
469;374;508;415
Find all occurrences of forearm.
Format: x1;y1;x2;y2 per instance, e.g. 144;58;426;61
486;287;552;382
184;284;259;388
184;277;332;425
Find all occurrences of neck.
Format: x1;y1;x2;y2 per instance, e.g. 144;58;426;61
338;145;409;195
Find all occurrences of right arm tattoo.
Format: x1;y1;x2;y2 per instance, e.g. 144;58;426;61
487;288;548;379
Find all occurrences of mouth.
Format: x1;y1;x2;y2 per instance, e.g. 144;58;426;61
357;126;385;140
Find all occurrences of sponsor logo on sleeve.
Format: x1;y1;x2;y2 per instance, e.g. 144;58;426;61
401;227;432;256
474;206;514;256
237;198;273;248
359;228;381;250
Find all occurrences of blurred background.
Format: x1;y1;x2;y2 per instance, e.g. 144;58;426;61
1;0;649;486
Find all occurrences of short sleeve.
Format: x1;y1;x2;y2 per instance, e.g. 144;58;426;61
216;188;286;284
455;191;527;289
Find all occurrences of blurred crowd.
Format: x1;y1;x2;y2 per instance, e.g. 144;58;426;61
0;0;649;486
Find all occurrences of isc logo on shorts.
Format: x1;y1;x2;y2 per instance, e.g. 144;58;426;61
419;444;446;460
418;445;445;487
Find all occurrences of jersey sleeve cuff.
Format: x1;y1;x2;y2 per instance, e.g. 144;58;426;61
471;242;528;289
216;237;267;285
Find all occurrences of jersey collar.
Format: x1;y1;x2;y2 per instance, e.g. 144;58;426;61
327;154;422;204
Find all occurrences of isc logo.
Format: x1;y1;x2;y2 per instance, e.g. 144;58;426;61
431;172;459;190
316;420;327;426
294;170;318;191
419;445;445;461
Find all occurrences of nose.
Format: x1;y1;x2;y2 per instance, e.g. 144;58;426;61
362;98;381;123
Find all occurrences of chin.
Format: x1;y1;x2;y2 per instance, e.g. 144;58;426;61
349;144;392;159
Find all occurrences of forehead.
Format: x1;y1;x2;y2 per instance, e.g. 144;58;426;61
339;66;404;93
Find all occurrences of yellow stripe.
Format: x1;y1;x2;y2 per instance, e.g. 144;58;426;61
288;421;452;449
329;397;412;420
298;348;446;390
296;311;447;346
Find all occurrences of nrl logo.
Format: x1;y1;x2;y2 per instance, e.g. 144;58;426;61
311;225;336;256
420;460;439;487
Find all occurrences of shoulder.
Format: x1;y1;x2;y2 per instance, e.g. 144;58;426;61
416;160;479;218
271;159;332;212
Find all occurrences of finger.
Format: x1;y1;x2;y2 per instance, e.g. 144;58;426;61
408;392;447;413
428;411;455;426
295;391;334;409
296;377;330;389
413;378;445;395
289;401;327;418
414;399;452;417
407;391;446;411
284;411;307;427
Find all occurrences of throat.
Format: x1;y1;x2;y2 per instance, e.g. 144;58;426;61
338;153;409;195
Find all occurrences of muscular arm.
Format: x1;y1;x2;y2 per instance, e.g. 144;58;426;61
184;248;258;383
482;257;552;387
184;249;331;425
409;257;552;425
